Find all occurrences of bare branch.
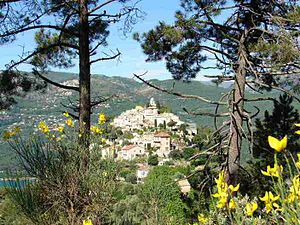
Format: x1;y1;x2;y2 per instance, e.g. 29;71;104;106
133;72;226;105
183;107;230;117
88;0;117;15
91;94;116;107
0;25;77;38
6;42;79;70
250;80;300;102
33;69;79;92
90;50;121;65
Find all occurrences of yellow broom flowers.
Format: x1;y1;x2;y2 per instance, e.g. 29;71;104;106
212;170;239;209
38;121;50;133
261;164;283;177
260;191;280;213
98;113;106;125
295;123;300;135
198;213;208;224
66;118;74;128
268;135;287;152
245;201;258;216
83;219;92;225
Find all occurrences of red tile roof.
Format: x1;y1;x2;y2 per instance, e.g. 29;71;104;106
122;144;136;151
154;132;170;138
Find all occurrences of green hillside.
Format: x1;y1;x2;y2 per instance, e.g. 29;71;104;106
0;71;299;170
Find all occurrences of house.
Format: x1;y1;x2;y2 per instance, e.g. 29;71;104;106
136;163;150;182
117;144;145;160
153;132;171;157
177;179;191;194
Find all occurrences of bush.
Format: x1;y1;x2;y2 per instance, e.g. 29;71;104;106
182;147;197;160
125;173;137;184
147;154;159;166
4;115;120;224
169;149;183;160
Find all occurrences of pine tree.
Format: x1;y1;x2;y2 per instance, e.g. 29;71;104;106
253;94;300;164
135;0;300;184
0;0;141;142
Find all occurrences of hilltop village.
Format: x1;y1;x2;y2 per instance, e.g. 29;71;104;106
98;98;199;186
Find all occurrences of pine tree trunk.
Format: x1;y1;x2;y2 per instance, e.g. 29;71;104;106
227;36;247;185
79;0;91;146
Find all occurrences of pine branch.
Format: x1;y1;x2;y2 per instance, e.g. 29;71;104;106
33;69;79;92
133;72;226;105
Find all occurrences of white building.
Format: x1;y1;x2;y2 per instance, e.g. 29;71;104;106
111;98;184;132
136;163;150;182
153;132;171;158
117;144;146;160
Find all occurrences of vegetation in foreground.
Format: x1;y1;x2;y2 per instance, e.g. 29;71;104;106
0;108;299;224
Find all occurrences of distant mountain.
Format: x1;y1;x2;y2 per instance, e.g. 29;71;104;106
0;71;298;169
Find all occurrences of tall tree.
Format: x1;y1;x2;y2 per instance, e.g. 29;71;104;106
0;0;141;142
135;1;300;183
253;94;300;164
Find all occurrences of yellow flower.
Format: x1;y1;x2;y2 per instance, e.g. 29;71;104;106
3;131;12;140
91;125;102;135
261;164;283;177
268;135;287;152
260;191;280;213
55;125;64;133
286;176;300;203
13;126;21;134
66;118;74;128
295;154;300;169
38;121;50;133
198;213;208;224
296;123;300;134
83;219;92;225
63;112;70;118
228;199;236;209
98;113;106;125
245;201;258;216
229;184;240;193
212;170;240;209
216;196;227;209
102;171;108;177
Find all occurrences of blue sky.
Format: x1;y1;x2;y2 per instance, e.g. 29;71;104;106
0;0;212;81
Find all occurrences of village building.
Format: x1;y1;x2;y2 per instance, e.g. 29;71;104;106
153;132;171;158
177;179;191;195
111;98;183;132
136;163;150;182
117;144;146;160
109;98;195;161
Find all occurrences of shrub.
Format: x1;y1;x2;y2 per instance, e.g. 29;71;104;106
3;113;120;224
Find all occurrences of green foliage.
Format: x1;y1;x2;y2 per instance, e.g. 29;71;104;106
147;154;159;166
125;173;137;184
253;94;300;165
169;149;183;160
6;134;120;224
182;147;197;160
159;105;172;113
122;131;134;140
110;195;147;225
167;120;177;127
0;71;46;110
139;166;186;225
0;195;34;225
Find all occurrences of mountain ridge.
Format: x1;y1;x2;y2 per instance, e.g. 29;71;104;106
0;71;297;169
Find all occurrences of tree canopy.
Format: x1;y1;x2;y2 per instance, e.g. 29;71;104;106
0;0;142;141
135;0;300;183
